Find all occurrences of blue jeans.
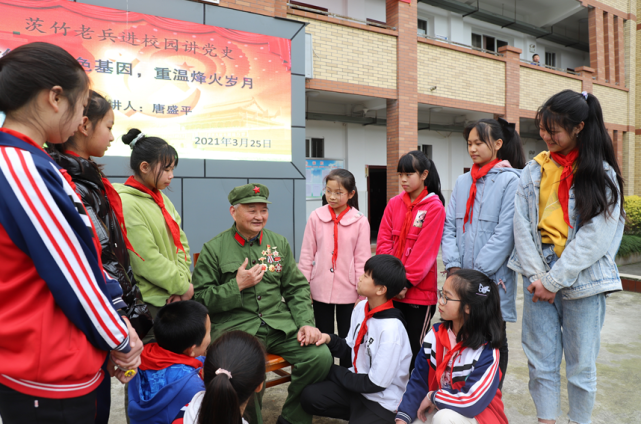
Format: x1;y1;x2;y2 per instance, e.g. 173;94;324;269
521;245;606;424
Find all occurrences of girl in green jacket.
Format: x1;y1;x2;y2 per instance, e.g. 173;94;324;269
115;128;192;340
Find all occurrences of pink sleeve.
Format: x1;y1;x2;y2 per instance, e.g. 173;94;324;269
297;213;317;282
376;201;395;255
353;218;372;285
404;203;446;285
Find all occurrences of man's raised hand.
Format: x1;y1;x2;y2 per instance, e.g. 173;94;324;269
236;258;265;291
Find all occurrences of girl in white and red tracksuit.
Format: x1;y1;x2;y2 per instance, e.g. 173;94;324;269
377;150;446;369
0;43;133;424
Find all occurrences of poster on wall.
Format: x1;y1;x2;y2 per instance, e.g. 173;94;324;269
0;0;292;162
306;159;344;199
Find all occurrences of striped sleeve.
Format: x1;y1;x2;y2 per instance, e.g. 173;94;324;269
431;346;500;418
396;330;436;424
0;147;130;352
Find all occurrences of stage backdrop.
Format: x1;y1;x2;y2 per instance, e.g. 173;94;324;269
0;0;292;161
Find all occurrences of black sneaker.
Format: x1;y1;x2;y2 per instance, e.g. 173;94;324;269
276;416;292;424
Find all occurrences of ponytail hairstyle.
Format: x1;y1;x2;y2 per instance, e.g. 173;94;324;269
198;331;266;424
321;168;359;210
0;42;89;131
50;90;112;156
397;150;445;205
446;269;503;350
122;128;179;188
536;89;624;222
463;118;526;169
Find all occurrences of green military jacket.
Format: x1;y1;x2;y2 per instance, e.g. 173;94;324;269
193;224;315;338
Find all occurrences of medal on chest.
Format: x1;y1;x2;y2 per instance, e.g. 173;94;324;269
259;245;282;272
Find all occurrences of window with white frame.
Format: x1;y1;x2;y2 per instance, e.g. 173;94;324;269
471;32;508;52
306;138;324;158
418;18;428;36
545;52;557;68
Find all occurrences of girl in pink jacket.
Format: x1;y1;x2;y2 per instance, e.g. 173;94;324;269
377;150;446;370
299;169;371;366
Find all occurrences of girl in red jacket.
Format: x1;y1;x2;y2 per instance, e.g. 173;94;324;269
376;150;446;369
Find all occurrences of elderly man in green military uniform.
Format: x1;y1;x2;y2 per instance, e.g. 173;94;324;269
193;183;332;424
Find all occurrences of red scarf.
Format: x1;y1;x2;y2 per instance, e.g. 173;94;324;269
393;188;428;259
550;149;579;228
463;159;501;232
63;151;142;260
125;176;187;260
352;299;395;373
329;205;350;271
139;342;203;371
433;326;465;391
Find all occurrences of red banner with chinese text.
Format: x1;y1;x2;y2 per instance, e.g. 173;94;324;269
0;0;292;161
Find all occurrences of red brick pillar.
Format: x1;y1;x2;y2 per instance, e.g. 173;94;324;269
604;12;615;83
612;130;623;168
275;0;287;18
386;0;418;200
576;66;595;93
499;45;522;132
614;15;625;85
589;8;606;82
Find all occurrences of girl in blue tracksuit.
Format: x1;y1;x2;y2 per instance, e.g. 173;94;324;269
441;118;525;388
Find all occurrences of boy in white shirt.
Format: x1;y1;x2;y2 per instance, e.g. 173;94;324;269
300;254;413;424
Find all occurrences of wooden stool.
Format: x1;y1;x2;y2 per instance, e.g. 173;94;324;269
265;353;292;388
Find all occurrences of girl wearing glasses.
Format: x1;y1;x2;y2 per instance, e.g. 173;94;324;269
299;169;371;366
441;118;525;389
395;269;507;424
377;150;446;370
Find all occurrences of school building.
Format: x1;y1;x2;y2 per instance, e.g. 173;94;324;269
291;0;638;239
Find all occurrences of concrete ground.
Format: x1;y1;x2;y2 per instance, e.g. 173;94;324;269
104;258;641;424
618;261;641;277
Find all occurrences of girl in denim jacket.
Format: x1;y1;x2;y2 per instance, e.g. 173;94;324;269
441;118;525;390
508;90;624;424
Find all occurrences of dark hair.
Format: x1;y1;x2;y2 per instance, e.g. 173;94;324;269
397;150;445;205
51;90;112;154
0;42;89;125
122;128;179;187
199;331;266;424
321;168;359;210
363;254;408;300
445;269;503;350
532;54;539;60
154;301;209;354
463;118;526;169
536;89;624;222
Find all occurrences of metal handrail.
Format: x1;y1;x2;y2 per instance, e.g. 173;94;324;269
287;3;396;31
419;34;504;57
520;59;580;76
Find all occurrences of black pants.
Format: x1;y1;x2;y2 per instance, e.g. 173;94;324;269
95;361;111;424
394;301;436;372
0;382;96;424
498;321;508;391
300;380;395;424
313;301;354;367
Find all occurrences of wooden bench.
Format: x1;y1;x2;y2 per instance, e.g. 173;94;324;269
266;354;292;388
193;252;292;388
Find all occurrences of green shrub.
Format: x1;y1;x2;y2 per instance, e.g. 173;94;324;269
624;195;641;235
617;234;641;259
